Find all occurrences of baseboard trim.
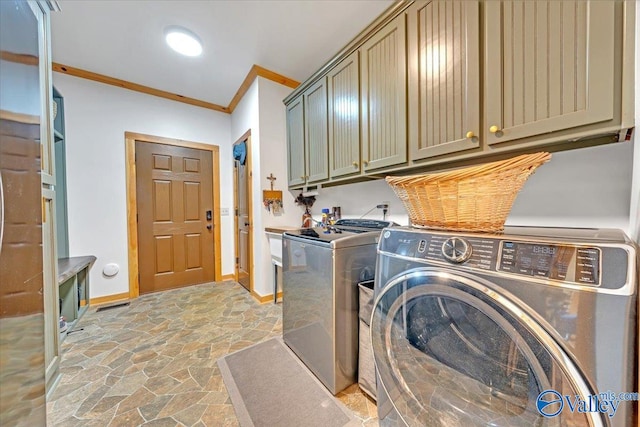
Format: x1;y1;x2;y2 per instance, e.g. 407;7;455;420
251;290;283;304
221;274;236;281
90;292;130;307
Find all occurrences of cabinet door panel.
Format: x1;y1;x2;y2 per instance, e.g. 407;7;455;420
286;97;305;187
304;78;329;183
361;14;407;171
485;1;615;145
42;189;60;394
328;51;360;178
408;0;480;161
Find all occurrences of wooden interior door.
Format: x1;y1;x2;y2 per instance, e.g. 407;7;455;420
136;141;215;294
234;139;251;291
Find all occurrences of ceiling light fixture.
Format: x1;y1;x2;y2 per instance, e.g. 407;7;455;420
164;26;203;57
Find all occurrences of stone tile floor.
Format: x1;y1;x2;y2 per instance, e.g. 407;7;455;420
46;281;378;426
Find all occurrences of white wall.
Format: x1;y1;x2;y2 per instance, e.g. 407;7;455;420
230;77;297;297
54;73;231;299
507;143;632;231
229;78;259;293
313;142;634;234
256;78;296;296
230;79;259;165
312;179;409;226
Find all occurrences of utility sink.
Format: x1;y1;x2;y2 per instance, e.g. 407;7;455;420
265;226;299;266
265;226;299;303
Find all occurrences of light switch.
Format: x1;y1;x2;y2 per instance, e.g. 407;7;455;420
221;207;229;216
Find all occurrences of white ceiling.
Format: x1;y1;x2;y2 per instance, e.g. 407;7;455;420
50;0;394;108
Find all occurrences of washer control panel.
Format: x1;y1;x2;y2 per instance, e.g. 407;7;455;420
380;229;604;287
403;233;499;271
441;237;472;263
498;241;600;286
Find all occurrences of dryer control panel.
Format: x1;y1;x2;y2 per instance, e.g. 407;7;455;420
498;241;600;286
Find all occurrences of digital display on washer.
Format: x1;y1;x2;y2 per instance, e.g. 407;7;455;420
499;241;600;286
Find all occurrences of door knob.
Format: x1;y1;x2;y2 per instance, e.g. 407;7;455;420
206;224;213;230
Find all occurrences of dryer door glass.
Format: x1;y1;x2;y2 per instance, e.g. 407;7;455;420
371;269;600;427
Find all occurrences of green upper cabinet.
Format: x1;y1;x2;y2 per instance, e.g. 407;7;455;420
360;13;407;172
286;95;305;187
303;78;329;184
286;78;329;188
407;0;480;161
283;0;633;189
484;0;621;146
328;51;361;179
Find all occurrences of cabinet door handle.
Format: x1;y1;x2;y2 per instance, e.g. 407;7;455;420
352;161;359;168
363;160;369;167
300;176;305;180
466;131;475;139
489;125;501;134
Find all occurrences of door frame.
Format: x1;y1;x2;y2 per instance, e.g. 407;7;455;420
125;131;222;298
232;130;253;292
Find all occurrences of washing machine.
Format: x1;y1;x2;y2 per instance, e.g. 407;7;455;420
283;219;394;394
371;226;637;427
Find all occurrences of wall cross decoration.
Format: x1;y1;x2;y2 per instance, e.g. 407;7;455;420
263;173;283;215
266;173;277;190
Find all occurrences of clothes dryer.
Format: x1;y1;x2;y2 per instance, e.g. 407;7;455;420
372;226;637;426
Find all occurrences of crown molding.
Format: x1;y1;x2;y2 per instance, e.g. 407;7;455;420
52;62;299;114
227;64;299;113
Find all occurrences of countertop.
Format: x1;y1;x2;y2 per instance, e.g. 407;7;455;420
58;256;96;285
265;226;300;234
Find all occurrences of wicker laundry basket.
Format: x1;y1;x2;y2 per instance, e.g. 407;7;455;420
386;152;552;232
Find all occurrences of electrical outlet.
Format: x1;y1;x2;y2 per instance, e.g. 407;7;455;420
221;207;229;216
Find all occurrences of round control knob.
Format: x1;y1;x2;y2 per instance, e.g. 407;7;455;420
442;237;472;263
